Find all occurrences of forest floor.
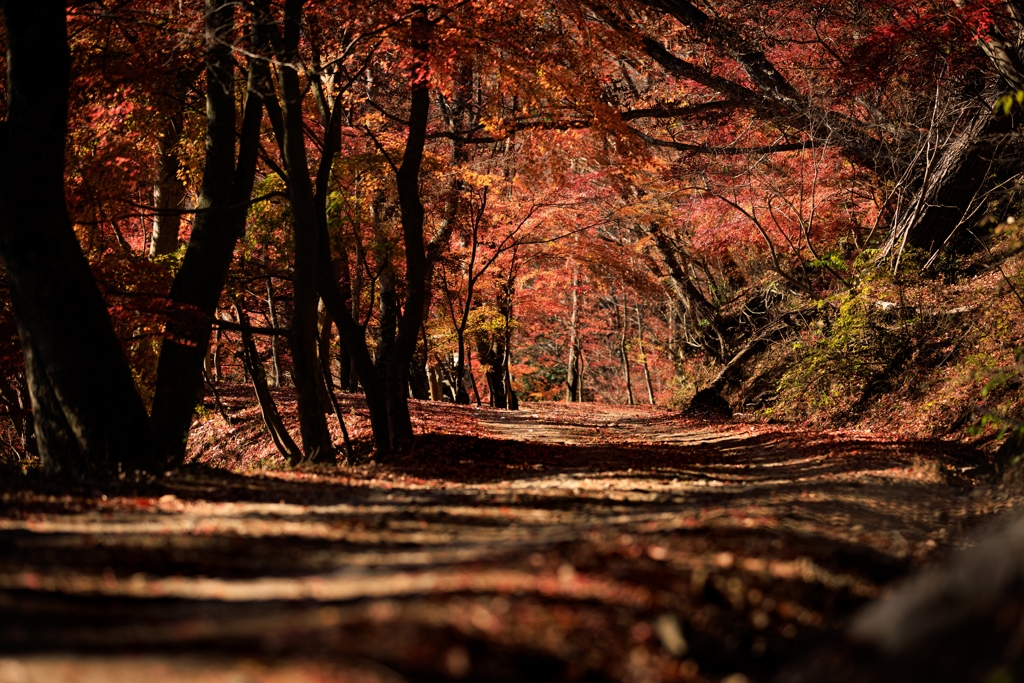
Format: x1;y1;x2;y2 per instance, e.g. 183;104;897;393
0;395;1020;683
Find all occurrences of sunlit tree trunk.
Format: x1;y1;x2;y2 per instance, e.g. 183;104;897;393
316;298;334;409
150;110;186;257
501;264;519;411
266;278;280;387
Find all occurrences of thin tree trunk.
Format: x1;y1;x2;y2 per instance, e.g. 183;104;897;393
150;109;186;257
620;298;634;406
266;278;280;387
235;303;302;464
203;367;232;424
429;363;444;401
636;303;655;405
0;1;158;476
467;345;482;407
212;326;222;381
316;298;334;410
501;256;519;411
566;267;582;403
316;316;353;463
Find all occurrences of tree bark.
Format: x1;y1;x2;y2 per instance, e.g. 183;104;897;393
383;6;433;453
150;0;265;467
234;303;302;464
619;298;634;405
266;278;280;387
275;0;334;463
566;267;582;403
0;1;158;477
316;298;334;409
642;222;726;360
636;303;656;405
409;326;431;400
312;7;432;457
150;109;187;257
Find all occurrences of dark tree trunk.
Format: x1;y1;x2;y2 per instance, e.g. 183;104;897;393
382;6;432;453
316;299;334;410
234;303;302;463
0;1;158;476
476;339;507;409
313;8;431;457
150;108;187;257
150;0;265;467
619;299;635;406
316;197;391;455
316;319;354;462
409;328;431;400
276;0;334;463
566;268;582;403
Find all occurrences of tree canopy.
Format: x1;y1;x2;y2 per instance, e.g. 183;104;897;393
0;0;1020;475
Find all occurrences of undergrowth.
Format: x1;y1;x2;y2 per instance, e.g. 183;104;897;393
729;239;1024;458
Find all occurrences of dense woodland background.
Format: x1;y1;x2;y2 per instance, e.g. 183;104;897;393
1;0;1024;475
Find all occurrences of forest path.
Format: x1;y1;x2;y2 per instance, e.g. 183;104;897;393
0;400;1011;683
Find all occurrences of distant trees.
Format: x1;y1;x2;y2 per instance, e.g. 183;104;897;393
0;0;1021;476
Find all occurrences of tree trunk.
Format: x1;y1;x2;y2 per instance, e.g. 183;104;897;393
409;325;430;400
212;326;222;381
475;337;506;408
316;314;353;462
454;326;471;404
274;0;335;464
501;260;519;411
234;303;302;464
312;7;431;458
636;303;655;405
429;363;444;401
266;278;280;387
0;1;158;477
150;0;265;467
383;6;433;453
466;345;482;407
316;206;390;454
566;267;582;403
150;109;186;257
316;298;334;410
619;299;634;405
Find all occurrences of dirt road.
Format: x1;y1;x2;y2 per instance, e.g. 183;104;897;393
0;401;1006;682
